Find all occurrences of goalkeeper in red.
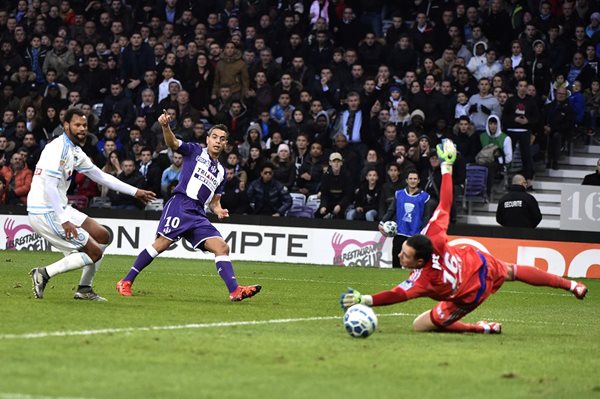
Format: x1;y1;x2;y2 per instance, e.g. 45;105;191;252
341;139;588;334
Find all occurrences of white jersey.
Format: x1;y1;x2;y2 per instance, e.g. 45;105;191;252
27;133;95;214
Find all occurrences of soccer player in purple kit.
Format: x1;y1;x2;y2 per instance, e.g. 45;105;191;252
116;110;262;301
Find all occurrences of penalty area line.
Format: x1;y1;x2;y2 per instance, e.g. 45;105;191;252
0;313;414;341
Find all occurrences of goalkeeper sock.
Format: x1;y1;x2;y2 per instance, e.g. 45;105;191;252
513;265;571;290
124;244;159;282
215;255;238;293
45;252;94;277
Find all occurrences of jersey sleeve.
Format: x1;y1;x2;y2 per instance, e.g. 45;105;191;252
371;269;433;306
44;140;67;179
420;172;453;249
176;140;198;156
73;149;96;173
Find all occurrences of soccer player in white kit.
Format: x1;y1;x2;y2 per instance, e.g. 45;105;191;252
28;108;156;301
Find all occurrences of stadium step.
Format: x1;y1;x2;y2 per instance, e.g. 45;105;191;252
456;214;560;229
536;169;588;179
471;203;561;216
562;156;599;167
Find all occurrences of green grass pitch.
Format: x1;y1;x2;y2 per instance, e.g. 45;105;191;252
0;251;599;399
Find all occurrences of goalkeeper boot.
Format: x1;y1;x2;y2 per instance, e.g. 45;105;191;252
116;279;132;296
477;321;502;334
30;267;48;299
572;282;588;300
229;285;262;302
74;287;107;302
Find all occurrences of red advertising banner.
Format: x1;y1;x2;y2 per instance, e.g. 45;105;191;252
447;236;600;278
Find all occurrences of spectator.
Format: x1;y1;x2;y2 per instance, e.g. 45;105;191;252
379;170;431;268
98;150;122;197
138;146;162;196
73;171;99;201
42;35;75;81
100;81;135;126
0;174;6;204
246;162;292;216
296;141;325;196
582;158;600;185
160;151;182;198
272;143;295;190
0;151;33;205
503;79;540;188
333;91;369;159
346;168;381;222
496;174;542;228
316;152;353;219
543;87;576;170
467;77;501;133
108;158;144;210
213;41;249;100
221;164;249;214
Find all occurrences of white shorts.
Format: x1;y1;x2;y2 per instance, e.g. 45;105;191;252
28;206;90;255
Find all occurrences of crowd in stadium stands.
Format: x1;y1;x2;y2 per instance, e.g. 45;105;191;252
0;0;599;221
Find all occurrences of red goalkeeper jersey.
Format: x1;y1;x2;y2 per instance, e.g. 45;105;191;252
372;171;504;306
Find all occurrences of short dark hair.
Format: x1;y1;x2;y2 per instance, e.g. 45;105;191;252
208;124;229;135
406;234;433;263
261;161;275;172
64;108;85;123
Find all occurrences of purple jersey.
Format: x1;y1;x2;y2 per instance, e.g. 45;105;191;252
173;140;226;210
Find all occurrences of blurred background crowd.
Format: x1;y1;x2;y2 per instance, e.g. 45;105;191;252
0;0;598;221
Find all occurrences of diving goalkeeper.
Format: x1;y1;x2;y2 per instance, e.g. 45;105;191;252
340;139;588;334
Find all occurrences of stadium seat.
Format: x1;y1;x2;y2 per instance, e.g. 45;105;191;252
67;195;89;210
89;196;112;208
462;164;488;215
305;194;321;214
144;198;164;211
289;193;306;211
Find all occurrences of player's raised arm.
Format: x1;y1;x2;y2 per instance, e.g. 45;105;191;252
159;109;180;151
421;139;456;238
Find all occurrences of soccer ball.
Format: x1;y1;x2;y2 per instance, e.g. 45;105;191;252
381;221;397;237
344;304;378;338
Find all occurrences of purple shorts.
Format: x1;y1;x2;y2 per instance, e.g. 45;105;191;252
156;194;222;250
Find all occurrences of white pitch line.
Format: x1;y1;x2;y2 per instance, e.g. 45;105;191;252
0;394;93;399
0;313;414;340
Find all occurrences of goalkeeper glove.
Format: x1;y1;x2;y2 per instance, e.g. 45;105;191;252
436;138;457;165
340;287;363;309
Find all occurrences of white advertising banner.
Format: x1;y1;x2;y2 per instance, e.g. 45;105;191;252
2;214;598;277
0;214;395;267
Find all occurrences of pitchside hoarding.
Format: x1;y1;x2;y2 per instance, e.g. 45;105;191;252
560;184;600;232
1;214;599;278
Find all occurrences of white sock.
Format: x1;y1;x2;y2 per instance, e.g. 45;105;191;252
79;243;109;286
46;252;94;278
570;281;577;292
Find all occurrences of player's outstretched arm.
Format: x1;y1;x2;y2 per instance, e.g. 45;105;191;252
159;109;180;151
83;165;156;203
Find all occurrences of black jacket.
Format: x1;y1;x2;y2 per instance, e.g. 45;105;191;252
582;172;600;186
319;169;354;211
246;178;292;215
108;171;144;209
496;185;542;228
